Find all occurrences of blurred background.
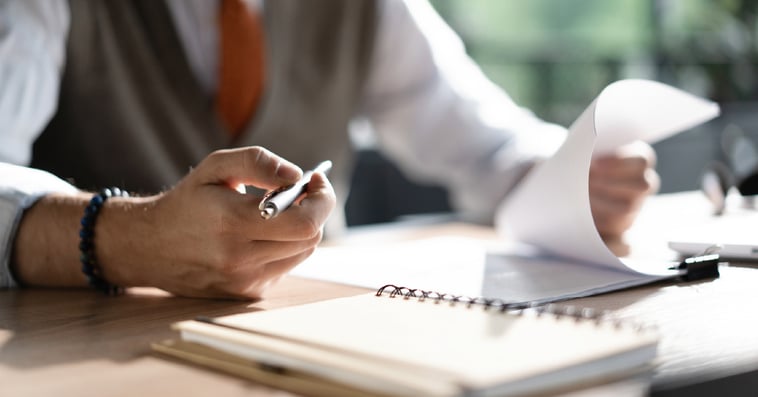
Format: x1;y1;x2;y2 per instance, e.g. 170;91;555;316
345;0;758;226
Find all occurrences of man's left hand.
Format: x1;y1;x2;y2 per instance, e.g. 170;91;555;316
589;141;660;240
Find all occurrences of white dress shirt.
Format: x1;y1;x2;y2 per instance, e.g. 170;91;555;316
0;0;566;288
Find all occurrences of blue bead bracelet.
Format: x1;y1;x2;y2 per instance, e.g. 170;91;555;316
79;187;129;295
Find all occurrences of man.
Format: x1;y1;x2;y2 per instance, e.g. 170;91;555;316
0;0;657;298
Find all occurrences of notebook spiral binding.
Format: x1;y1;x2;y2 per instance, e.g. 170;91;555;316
375;284;643;329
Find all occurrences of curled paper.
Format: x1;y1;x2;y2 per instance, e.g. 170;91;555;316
495;79;720;269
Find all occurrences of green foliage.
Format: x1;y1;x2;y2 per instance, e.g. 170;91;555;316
432;0;651;57
430;0;758;123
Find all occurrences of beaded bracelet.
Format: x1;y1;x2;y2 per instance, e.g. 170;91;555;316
79;187;129;295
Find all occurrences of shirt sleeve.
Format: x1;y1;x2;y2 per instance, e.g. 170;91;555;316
0;0;73;288
0;0;69;165
0;163;78;288
362;0;566;223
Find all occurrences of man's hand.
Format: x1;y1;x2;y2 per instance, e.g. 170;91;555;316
588;141;660;240
13;146;336;299
112;146;336;299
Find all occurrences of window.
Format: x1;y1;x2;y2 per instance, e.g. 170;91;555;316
431;0;758;192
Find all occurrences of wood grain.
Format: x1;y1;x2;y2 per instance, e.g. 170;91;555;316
2;192;757;396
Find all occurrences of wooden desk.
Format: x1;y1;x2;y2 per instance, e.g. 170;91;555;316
1;192;757;396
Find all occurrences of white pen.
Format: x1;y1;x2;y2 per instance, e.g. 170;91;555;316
258;160;333;220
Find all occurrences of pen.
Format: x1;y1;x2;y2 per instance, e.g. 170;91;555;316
258;160;333;220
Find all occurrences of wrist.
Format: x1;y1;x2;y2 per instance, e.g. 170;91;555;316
94;194;159;289
11;191;160;290
79;188;133;294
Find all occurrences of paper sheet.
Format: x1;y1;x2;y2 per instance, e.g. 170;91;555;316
290;237;489;296
291;237;677;305
291;79;720;304
495;79;719;268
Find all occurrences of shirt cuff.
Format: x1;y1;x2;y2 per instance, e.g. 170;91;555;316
0;163;77;288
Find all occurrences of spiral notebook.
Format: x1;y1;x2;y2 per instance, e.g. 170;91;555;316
153;285;659;397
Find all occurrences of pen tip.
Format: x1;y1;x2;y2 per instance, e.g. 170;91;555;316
260;207;275;220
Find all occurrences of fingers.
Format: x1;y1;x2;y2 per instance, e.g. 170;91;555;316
590;141;660;199
192;243;318;300
594;140;658;167
590;168;660;203
154;234;321;299
194;146;303;190
203;173;333;298
218;171;337;242
225;248;317;299
272;172;336;237
190;147;335;241
139;147;336;299
226;233;323;273
590;196;638;238
589;141;659;239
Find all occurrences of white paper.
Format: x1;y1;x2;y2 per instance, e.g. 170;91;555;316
495;79;719;269
290;79;720;305
290;237;489;296
292;236;678;305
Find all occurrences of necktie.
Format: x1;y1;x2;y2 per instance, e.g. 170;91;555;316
216;0;266;138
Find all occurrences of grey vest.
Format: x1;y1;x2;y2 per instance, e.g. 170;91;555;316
33;0;378;224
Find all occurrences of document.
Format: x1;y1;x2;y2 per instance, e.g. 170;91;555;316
490;79;720;301
495;79;719;266
291;79;720;305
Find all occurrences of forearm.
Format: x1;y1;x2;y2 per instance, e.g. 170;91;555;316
10;147;336;299
12;193;89;287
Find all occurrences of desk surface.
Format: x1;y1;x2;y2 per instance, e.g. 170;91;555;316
2;192;758;396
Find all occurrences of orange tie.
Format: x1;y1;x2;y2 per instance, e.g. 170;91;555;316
216;0;266;138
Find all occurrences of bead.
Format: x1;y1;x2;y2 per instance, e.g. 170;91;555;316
90;195;104;206
79;240;92;251
79;187;129;295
